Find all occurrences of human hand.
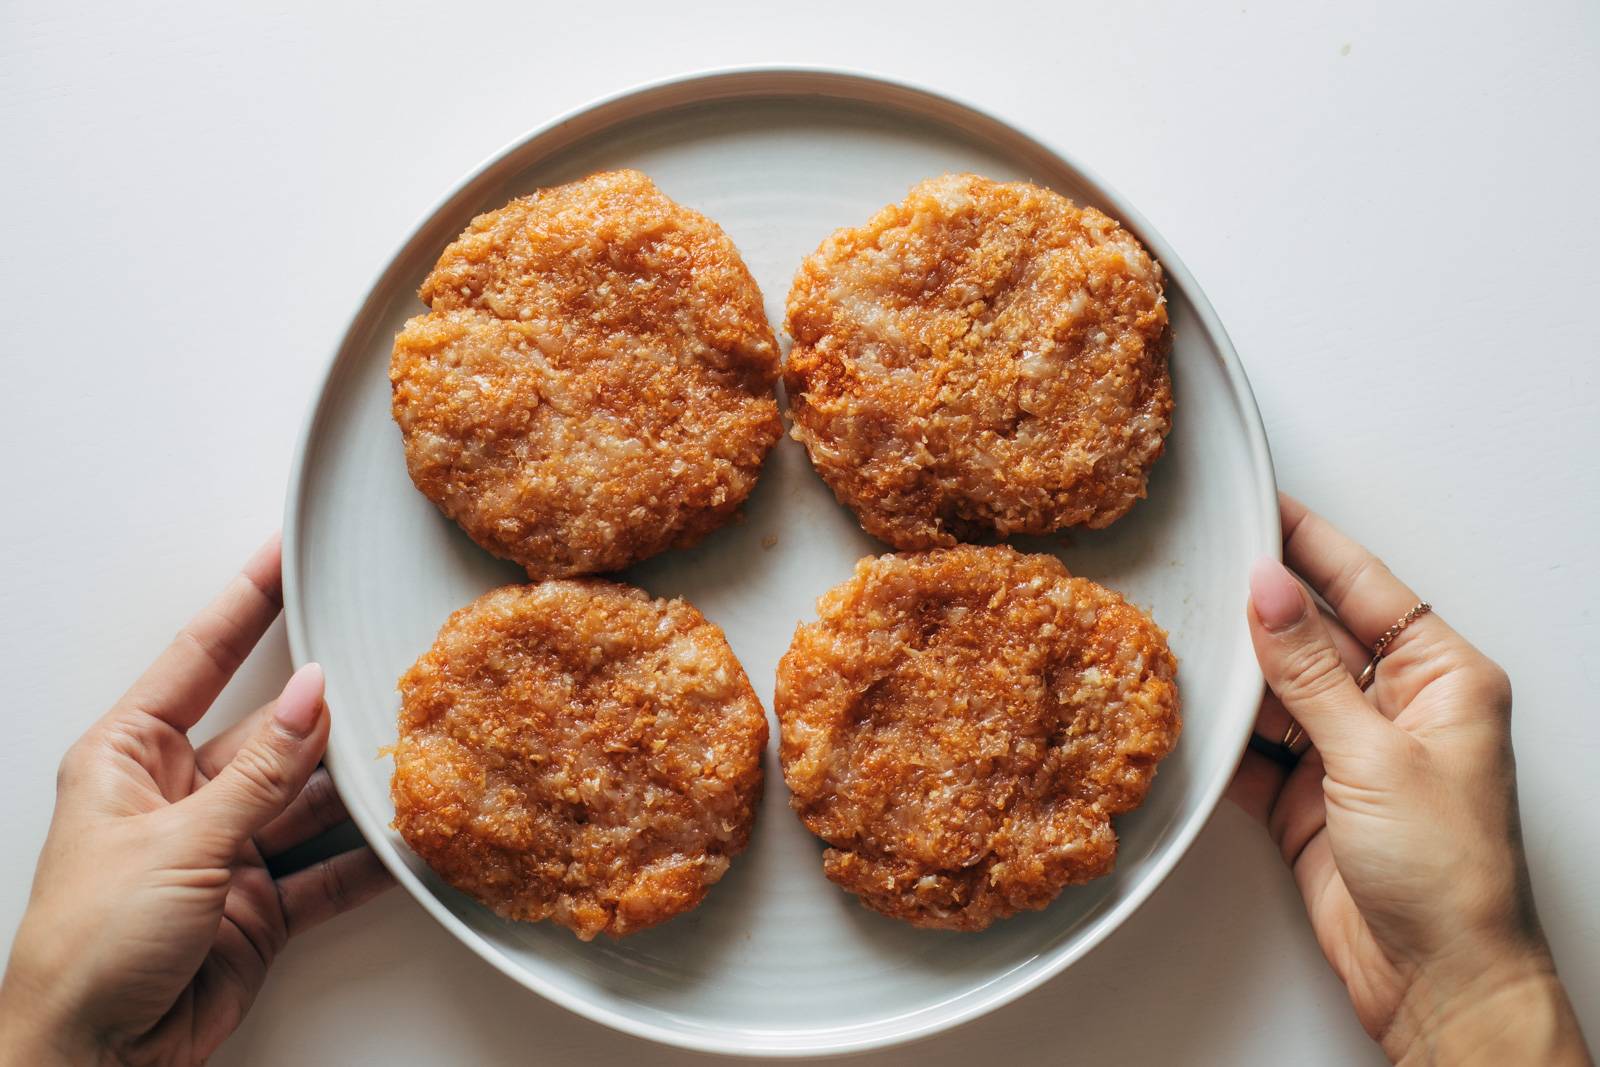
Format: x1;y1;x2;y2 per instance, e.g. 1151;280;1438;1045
0;535;393;1067
1230;496;1590;1065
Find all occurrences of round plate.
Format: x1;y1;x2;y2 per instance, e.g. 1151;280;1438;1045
284;67;1277;1057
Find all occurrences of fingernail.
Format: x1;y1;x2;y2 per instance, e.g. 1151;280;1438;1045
274;662;325;737
1249;557;1305;632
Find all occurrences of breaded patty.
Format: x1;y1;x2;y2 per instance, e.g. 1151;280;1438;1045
390;581;768;940
784;173;1172;549
391;170;782;578
775;545;1179;930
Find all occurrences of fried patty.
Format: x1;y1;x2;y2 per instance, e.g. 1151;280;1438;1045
391;169;782;578
784;173;1172;549
390;581;768;940
775;545;1179;930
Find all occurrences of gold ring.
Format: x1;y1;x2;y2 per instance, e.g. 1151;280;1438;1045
1357;602;1432;691
1281;719;1308;754
1265;602;1433;764
1276;602;1432;757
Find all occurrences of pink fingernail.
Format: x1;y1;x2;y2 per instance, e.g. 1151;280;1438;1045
1249;557;1305;632
274;663;325;736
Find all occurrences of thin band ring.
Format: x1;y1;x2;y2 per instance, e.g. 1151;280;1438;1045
1261;601;1434;765
1356;602;1433;691
1281;719;1307;753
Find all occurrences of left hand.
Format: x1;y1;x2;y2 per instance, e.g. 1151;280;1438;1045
0;534;393;1066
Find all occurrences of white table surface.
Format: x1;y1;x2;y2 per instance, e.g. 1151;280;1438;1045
2;2;1595;1063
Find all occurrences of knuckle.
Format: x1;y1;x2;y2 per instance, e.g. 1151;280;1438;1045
1385;729;1431;777
273;877;296;937
239;564;283;611
1479;661;1513;706
1278;640;1349;704
300;857;348;927
153;809;229;867
1465;659;1514;714
1327;552;1389;606
319;858;350;912
304;770;344;829
229;742;295;806
55;740;91;792
177;615;249;677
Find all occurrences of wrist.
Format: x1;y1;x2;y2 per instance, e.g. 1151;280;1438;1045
1386;951;1592;1066
0;968;105;1067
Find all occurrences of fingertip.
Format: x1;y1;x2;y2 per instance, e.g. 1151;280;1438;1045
1277;494;1313;545
244;532;285;601
1249;556;1305;632
274;663;325;737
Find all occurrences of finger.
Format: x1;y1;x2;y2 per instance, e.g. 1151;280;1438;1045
1233;600;1370;824
194;700;275;780
195;673;344;780
1248;557;1393;762
1317;605;1370;677
1279;495;1442;651
1250;690;1298;754
276;847;394;938
254;768;348;857
1279;496;1489;715
117;533;284;732
1268;748;1331;867
181;663;328;858
1226;748;1285;825
1251;608;1368;739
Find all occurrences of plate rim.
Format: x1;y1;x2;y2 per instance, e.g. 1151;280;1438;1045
282;63;1280;1058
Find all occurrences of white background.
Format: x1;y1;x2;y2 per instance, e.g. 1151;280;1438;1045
2;1;1595;1064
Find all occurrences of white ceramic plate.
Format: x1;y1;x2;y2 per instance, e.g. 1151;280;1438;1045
283;68;1277;1058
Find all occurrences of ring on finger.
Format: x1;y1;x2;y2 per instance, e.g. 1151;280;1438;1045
1269;601;1434;763
1355;602;1433;691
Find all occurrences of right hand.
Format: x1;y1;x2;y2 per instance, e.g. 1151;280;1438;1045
1229;495;1591;1065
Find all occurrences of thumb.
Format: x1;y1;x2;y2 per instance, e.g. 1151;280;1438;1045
1247;557;1390;762
184;662;329;855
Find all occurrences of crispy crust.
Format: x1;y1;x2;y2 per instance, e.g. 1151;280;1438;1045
784;173;1172;549
390;581;768;940
391;169;782;578
775;545;1179;930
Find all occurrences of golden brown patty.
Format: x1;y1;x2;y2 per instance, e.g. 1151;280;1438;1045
391;169;782;578
391;581;768;940
775;545;1179;930
784;173;1172;549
